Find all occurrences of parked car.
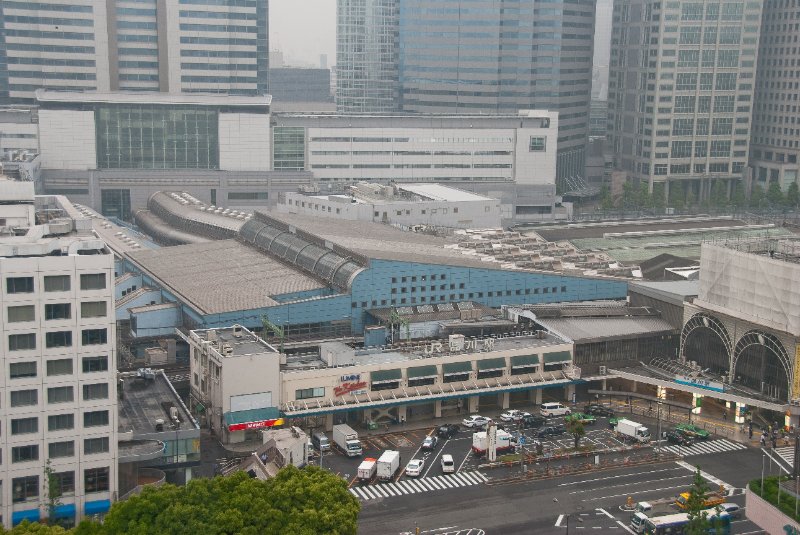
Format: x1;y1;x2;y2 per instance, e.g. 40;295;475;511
675;423;711;440
565;412;597;425
405;459;425;477
500;409;532;422
665;430;694;447
583;404;615;417
536;425;566;437
422;435;439;450
436;424;459;439
520;414;547;429
462;415;490;428
717;503;742;519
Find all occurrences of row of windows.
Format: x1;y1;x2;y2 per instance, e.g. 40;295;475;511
10;383;109;406
8;329;108;351
5;274;106;294
11;411;109;435
310;137;514;144
13;467;109;502
9;356;108;379
7;301;107;322
311;163;513;170
352;286;568;309
11;437;110;464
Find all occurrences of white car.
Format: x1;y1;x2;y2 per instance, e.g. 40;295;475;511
462;415;490;428
405;459;425;477
500;409;531;422
717;503;741;519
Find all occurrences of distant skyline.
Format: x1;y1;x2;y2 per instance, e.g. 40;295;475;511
270;0;336;68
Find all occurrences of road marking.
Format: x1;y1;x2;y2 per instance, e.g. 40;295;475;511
558;467;677;486
675;460;738;492
661;439;747;457
423;437;449;478
596;508;614;519
568;475;689;495
555;515;565;527
615;521;636;533
587;484;689;501
349;471;488;501
457;448;473;473
420;527;458;534
762;447;792;475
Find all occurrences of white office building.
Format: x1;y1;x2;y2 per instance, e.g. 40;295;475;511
0;180;117;527
279;182;502;230
0;0;268;103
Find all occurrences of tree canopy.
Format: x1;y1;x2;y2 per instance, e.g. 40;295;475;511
3;467;359;535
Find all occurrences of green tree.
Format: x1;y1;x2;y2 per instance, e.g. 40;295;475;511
1;522;70;534
685;466;711;534
638;182;653;210
750;182;766;208
600;185;614;211
788;181;800;208
767;181;785;207
668;183;685;210
43;459;62;525
686;189;697;209
566;418;586;449
731;181;746;209
622;182;636;210
709;180;727;209
101;467;360;535
652;182;666;211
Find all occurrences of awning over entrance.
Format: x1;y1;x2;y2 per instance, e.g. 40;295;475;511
407;365;438;379
85;499;111;516
224;407;283;432
443;361;472;375
477;357;506;371
12;509;40;525
371;369;402;383
512;354;539;368
53;503;76;519
544;351;571;364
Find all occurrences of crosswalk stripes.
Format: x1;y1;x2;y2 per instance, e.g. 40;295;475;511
349;471;488;500
660;438;747;457
774;446;795;468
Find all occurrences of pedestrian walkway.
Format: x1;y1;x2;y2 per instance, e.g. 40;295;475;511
659;438;747;457
774;446;795;468
349;471;488;501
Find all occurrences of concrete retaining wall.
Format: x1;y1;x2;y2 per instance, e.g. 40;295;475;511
746;488;800;535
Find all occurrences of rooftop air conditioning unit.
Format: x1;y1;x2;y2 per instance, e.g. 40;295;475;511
232;325;243;338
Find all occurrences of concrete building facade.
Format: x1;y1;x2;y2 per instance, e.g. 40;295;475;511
749;0;800;193
609;0;762;201
0;0;268;103
0;184;117;527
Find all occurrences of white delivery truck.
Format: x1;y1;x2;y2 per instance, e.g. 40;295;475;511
614;418;651;443
332;424;363;457
471;429;516;456
357;458;378;481
377;450;401;480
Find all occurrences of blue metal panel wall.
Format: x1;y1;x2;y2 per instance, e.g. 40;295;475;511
348;260;628;332
131;306;181;338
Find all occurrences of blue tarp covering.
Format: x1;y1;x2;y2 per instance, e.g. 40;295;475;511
53;503;76;519
12;509;40;525
84;499;111;515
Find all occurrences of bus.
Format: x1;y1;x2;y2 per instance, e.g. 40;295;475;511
643;511;731;535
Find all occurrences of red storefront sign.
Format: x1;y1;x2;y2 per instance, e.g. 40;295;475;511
227;417;284;432
334;381;367;397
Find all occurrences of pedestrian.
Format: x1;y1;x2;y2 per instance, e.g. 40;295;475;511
748;426;753;439
722;410;727;421
772;436;778;449
400;416;405;427
760;434;766;447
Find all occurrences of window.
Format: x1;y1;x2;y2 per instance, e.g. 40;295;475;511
84;437;109;455
681;2;703;20
12;444;39;463
83;383;109;400
714;96;735;113
710;140;731;158
677;50;699;67
82;356;108;373
717;50;739;68
48;413;75;431
715;73;737;91
672;119;694;136
11;389;37;407
48;386;74;404
718;26;740;44
46;331;72;348
679;26;701;44
85;467;110;493
45;303;71;320
676;73;697;91
694;141;708;157
10;361;36;379
84;410;109;427
44;275;70;292
9;333;36;351
696;118;710;135
7;276;34;294
81;301;107;318
11;417;38;435
227;192;268;200
702;49;716;67
81;329;107;345
712;118;733;136
529;136;546;152
674;96;695;113
80;273;106;290
49;441;75;458
671;141;693;158
47;358;73;376
8;305;35;322
12;475;39;502
51;471;75;497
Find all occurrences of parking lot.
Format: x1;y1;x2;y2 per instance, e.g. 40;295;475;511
320;405;650;488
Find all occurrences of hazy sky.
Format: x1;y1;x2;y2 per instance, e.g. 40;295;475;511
270;0;336;68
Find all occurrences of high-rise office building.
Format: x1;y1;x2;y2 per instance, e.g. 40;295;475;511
336;0;595;190
0;181;118;527
608;1;762;202
336;0;399;113
750;0;800;193
0;0;269;103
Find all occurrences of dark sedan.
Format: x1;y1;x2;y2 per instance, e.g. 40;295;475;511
436;424;459;439
520;415;547;429
536;425;566;437
583;404;616;417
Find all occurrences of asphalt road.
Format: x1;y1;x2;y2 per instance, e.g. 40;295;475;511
357;445;768;535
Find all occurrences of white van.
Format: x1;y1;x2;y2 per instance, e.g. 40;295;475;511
440;454;455;473
540;402;571;417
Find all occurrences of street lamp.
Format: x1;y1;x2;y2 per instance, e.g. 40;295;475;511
656;401;663;456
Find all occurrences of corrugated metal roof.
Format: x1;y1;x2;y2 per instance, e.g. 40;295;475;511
396;183;492;202
537;315;677;342
127;240;327;315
